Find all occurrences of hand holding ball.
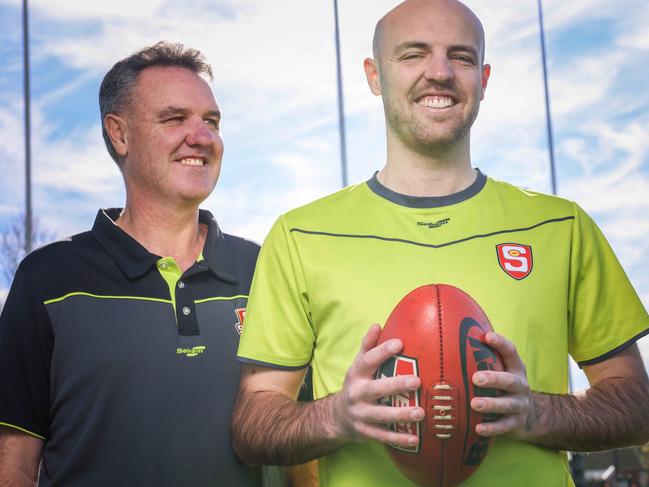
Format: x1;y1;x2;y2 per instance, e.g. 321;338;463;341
377;284;503;487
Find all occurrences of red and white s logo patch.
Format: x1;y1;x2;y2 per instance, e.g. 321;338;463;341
496;243;533;280
234;308;246;335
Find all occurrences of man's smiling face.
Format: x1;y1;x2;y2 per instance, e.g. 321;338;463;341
119;65;223;207
366;0;490;154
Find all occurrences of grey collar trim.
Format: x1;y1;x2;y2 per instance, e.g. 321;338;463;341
366;169;487;208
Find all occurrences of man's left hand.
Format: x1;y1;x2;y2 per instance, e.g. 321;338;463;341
470;331;534;438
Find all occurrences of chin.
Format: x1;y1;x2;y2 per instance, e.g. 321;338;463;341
174;186;215;206
409;130;466;150
393;116;467;148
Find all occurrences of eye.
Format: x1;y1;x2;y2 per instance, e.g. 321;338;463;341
204;118;220;130
401;52;424;61
451;54;475;65
164;116;185;124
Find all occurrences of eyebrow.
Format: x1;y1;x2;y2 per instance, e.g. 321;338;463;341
157;106;221;119
157;106;187;118
393;41;480;61
393;41;430;54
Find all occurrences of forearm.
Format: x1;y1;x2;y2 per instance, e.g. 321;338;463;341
232;391;345;466
0;429;41;487
524;376;649;451
0;468;37;487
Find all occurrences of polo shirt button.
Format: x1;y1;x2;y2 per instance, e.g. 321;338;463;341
182;306;191;316
178;280;185;289
159;262;168;269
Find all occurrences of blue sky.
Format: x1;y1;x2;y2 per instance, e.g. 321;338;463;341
1;0;648;382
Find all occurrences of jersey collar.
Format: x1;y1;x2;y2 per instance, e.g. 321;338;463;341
92;208;238;284
366;169;487;208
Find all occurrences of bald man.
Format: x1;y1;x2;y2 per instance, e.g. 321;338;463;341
232;1;649;486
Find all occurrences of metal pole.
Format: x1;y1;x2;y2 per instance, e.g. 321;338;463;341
22;0;33;253
537;0;557;196
333;0;349;187
538;0;567;396
539;9;584;484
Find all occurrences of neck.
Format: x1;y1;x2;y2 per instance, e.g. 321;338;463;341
380;132;475;197
116;197;206;272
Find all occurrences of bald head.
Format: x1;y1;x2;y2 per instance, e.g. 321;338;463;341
372;0;485;65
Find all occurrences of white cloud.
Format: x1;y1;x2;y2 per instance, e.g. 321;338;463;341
541;0;621;32
550;54;623;118
560;121;649;210
33;125;119;194
617;14;649;50
31;0;166;20
207;132;340;242
0;98;27;216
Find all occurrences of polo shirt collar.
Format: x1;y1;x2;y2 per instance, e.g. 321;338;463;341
198;209;239;284
92;208;238;284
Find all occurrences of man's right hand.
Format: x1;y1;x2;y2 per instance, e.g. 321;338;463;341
331;323;424;449
232;324;424;465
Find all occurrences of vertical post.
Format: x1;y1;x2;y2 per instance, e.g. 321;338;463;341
539;4;583;482
22;0;33;253
537;0;557;196
333;0;349;187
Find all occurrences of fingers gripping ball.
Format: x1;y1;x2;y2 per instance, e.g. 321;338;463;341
376;284;503;487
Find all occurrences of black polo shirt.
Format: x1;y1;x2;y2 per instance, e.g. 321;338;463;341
0;209;261;487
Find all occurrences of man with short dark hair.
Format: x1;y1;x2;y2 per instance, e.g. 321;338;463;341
232;1;649;486
0;41;262;486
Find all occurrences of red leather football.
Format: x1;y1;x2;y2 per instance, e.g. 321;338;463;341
376;284;503;487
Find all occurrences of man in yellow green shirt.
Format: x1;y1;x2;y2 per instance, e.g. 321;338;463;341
233;1;649;485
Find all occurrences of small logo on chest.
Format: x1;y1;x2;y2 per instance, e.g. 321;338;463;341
417;218;450;229
496;243;533;280
234;308;246;335
176;346;206;357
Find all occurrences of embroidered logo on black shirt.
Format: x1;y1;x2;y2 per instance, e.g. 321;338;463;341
176;346;206;357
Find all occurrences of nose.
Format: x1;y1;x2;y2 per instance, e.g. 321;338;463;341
423;51;454;85
185;118;218;147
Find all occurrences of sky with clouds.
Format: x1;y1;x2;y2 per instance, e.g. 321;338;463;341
1;0;648;382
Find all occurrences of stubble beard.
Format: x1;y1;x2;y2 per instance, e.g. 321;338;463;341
383;89;481;155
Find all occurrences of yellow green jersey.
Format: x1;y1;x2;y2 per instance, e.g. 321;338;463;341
238;171;649;487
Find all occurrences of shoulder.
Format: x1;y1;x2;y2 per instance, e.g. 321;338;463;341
486;177;579;216
222;233;260;258
281;183;370;227
221;233;261;283
12;231;97;302
17;230;96;276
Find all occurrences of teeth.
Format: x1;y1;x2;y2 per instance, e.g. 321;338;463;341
180;158;204;166
418;96;454;109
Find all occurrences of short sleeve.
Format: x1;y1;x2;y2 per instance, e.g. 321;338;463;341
237;215;314;368
568;203;649;365
0;264;53;439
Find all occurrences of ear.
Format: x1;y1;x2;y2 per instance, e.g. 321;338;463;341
480;64;491;100
104;114;129;158
363;58;382;96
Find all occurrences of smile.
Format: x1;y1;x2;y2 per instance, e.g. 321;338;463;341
416;96;456;109
179;158;205;166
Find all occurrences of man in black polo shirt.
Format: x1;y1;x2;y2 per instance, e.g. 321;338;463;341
0;42;262;486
